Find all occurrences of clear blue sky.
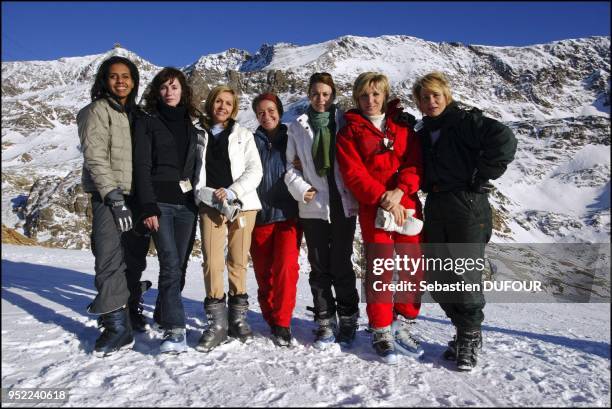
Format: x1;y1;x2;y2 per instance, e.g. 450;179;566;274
2;1;610;67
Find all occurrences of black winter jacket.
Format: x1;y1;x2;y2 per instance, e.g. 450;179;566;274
416;103;517;193
254;125;298;225
133;108;198;218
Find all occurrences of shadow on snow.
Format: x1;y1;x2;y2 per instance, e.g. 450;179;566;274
2;260;609;360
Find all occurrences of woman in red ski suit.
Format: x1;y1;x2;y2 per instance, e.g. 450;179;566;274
337;72;424;363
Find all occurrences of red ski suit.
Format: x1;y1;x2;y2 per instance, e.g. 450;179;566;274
337;100;424;328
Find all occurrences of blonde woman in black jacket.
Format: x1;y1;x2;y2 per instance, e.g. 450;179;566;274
412;72;517;371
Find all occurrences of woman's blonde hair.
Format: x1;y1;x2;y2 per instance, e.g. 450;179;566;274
203;85;239;126
411;72;453;110
352;72;390;111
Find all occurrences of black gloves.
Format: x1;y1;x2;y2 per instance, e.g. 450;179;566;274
470;174;495;194
104;188;133;232
395;111;417;127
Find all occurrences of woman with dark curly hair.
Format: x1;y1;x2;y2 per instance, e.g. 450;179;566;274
133;67;201;354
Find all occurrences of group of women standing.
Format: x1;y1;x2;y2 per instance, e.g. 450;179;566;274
79;55;516;371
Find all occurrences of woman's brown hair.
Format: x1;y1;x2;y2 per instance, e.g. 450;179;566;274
143;67;198;118
307;72;336;99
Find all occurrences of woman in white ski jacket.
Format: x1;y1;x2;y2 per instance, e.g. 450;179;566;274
285;72;359;348
193;85;263;353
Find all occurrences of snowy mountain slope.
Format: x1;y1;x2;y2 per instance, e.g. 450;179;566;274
1;244;610;407
498;116;610;243
1;34;610;246
217;35;610;121
3;35;608;160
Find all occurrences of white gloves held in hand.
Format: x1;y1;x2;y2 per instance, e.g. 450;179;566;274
375;207;423;236
200;187;242;222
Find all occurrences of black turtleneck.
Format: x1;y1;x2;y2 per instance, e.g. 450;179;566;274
158;102;189;165
205;120;234;189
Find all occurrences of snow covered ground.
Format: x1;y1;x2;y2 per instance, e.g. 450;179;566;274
1;244;610;407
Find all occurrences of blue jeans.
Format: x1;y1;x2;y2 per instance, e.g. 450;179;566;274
153;202;197;329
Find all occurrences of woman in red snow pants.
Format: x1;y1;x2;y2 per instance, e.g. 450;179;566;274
250;93;302;347
337;72;425;363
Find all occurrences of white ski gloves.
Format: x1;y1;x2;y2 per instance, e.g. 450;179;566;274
375;207;423;236
199;187;242;222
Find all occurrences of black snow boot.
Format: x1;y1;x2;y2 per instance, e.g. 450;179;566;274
196;295;229;352
271;325;292;347
313;314;337;349
443;327;483;362
336;312;359;347
454;328;483;371
228;293;253;342
129;280;152;332
94;306;134;357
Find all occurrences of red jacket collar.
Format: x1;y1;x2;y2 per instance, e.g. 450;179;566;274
344;98;403;129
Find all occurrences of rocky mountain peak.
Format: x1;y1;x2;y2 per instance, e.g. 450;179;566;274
1;34;610;247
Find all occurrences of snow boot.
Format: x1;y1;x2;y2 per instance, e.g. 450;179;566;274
151;321;164;333
94;306;134;357
160;328;187;354
129;280;152;332
443;336;458;360
129;300;148;333
313;315;337;349
336;312;359;347
391;315;424;357
228;293;253;342
443;327;483;362
455;328;483;371
271;325;292;347
196;295;229;352
372;325;398;365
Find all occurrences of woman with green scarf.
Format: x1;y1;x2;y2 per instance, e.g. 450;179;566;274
285;72;360;349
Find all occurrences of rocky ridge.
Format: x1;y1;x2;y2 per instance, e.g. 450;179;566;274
1;34;610;248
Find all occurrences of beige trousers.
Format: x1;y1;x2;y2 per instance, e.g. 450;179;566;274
199;205;257;299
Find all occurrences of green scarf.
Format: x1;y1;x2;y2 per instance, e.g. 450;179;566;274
308;106;335;176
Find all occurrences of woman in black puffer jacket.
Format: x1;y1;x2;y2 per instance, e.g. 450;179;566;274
412;71;517;371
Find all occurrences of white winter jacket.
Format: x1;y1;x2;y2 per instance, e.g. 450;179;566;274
284;109;358;221
194;121;263;211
